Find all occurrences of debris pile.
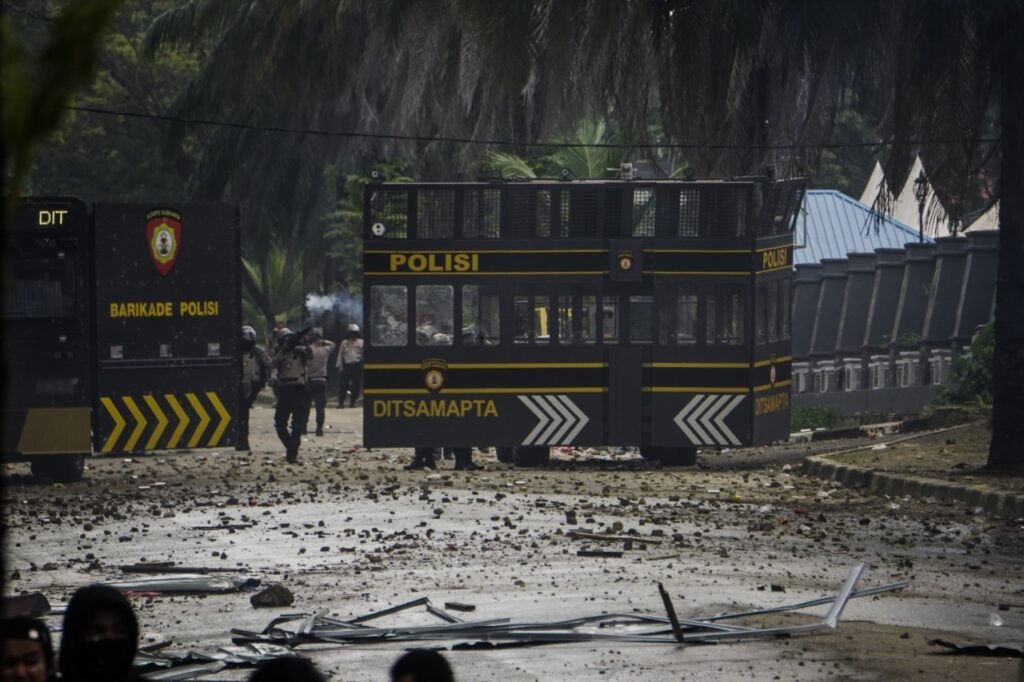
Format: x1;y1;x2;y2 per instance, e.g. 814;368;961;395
227;564;903;648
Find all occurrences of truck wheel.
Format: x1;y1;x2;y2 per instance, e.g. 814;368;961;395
31;454;86;482
495;447;515;463
513;446;549;467
640;447;698;467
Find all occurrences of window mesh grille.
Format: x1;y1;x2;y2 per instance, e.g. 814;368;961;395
678;188;701;237
632;188;656;237
463;189;501;238
568;189;598;237
708;187;747;237
535;190;552;237
508;188;535;238
557;192;569;237
416;190;454;238
368;190;408;238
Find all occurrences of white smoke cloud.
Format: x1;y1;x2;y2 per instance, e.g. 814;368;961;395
304;291;363;328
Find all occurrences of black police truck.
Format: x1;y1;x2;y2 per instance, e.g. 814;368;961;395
2;198;241;480
361;175;803;466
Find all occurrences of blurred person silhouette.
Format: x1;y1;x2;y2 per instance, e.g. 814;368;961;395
270;328;313;463
302;329;335;436
59;585;144;682
248;656;325;682
2;616;55;682
335;323;364;408
238;324;271;451
389;649;454;682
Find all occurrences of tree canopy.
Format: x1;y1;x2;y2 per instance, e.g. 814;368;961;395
9;0;1024;467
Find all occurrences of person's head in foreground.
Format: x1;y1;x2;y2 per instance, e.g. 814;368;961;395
248;656;326;682
59;585;140;682
390;649;455;682
1;617;55;682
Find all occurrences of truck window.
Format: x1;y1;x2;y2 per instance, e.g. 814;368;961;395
659;287;698;345
369;285;408;346
3;256;76;319
461;285;500;345
416;285;453;346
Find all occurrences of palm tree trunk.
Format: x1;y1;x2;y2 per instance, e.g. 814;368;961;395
987;28;1024;471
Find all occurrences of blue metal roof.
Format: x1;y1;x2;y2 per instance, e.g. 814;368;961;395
793;190;928;265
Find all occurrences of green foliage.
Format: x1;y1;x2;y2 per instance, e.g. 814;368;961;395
790;406;834;432
26;0;200;203
2;0;125;218
482;151;537;179
483;118;625;180
321;160;412;294
938;323;994;405
240;241;306;338
810;106;882;196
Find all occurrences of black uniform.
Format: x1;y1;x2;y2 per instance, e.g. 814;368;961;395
271;333;312;463
405;447;437;470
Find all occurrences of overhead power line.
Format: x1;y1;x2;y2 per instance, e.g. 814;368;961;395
63;104;999;152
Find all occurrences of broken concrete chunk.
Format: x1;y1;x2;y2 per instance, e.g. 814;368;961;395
250;584;295;608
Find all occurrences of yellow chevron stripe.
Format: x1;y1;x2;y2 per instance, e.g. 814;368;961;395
99;397;126;453
186;392;210;448
205;391;231;446
143;395;169;450
165;394;189;449
122;397;147;451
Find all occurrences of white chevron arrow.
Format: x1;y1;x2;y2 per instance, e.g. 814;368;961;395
518;394;590;445
700;395;733;446
674;394;744;446
520;396;553;444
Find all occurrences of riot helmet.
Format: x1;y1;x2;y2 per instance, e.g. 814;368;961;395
241;325;257;352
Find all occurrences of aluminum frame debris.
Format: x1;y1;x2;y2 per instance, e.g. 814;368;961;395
231;564;902;650
680;563;865;643
104;575;260;593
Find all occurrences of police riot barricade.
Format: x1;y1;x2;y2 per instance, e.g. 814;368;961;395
91;204;241;454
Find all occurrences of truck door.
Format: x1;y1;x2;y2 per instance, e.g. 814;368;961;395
603;240;648;446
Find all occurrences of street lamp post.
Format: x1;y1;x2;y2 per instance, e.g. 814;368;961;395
913;169;928;243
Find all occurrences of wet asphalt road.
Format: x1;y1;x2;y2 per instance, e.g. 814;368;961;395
3;404;1022;680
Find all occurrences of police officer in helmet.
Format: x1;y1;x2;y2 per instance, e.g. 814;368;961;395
238;325;270;452
303;328;335;436
270;328;312;463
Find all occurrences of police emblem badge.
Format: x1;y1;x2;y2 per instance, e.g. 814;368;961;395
421;358;448;393
146;208;182;275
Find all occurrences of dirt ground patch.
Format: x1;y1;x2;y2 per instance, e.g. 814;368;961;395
826;421;1024;494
